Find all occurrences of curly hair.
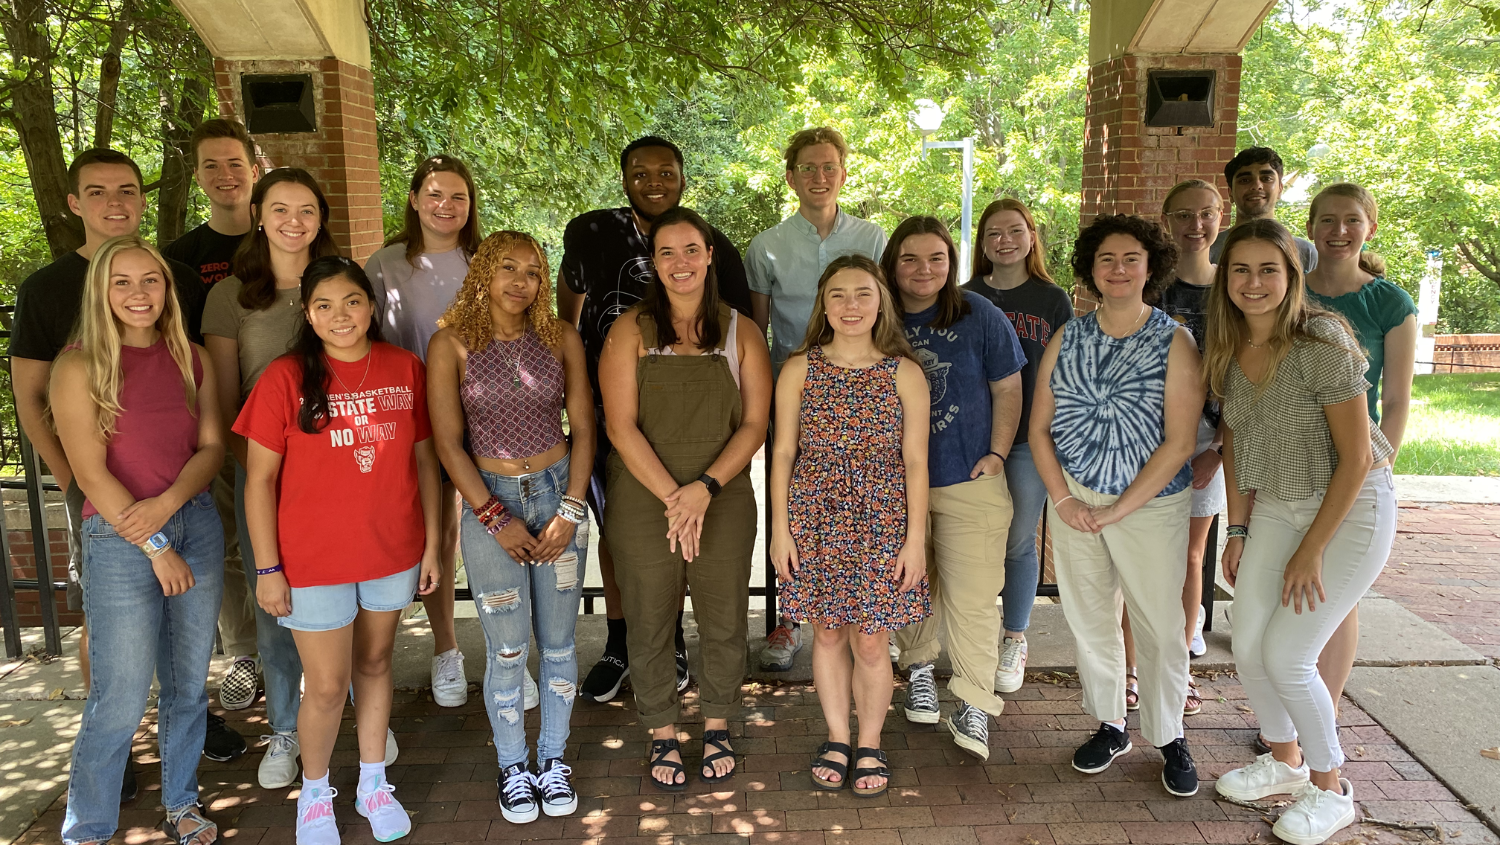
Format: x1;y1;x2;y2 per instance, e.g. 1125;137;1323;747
1070;214;1178;304
437;231;562;353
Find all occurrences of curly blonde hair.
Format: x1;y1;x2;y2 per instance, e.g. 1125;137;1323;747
438;230;563;352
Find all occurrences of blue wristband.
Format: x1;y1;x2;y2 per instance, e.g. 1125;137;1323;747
255;564;284;576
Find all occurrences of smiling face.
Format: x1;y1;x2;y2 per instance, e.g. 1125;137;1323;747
108;248;168;331
488;245;543;318
651;221;713;297
623;146;684;222
1230;163;1283;219
258;182;323;257
69;162;143;242
1225;238;1290;320
1092;233;1150;301
893;232;950;310
411;170;471;243
1163;186;1222;256
306;273;374;352
194;137;258;211
786;142;846;214
823;267;882;339
981;209;1033;269
1307;194;1376;264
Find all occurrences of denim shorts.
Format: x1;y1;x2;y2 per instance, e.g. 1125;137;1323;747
279;563;420;632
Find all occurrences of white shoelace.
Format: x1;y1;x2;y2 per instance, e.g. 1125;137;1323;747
908;666;938;709
435;651;464;684
957;705;988;737
298;786;338;825
261;733;296;759
502;768;536;806
536;762;573;799
999;640;1026;672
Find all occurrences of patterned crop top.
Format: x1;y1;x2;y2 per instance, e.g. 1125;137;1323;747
461;328;566;459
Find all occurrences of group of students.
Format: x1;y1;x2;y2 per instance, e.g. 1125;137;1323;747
10;116;1414;845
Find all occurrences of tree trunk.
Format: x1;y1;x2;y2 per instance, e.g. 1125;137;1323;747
157;75;208;245
1;0;84;257
94;0;136;149
1457;238;1500;286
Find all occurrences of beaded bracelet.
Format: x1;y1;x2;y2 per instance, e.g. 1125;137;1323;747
256;564;285;576
473;495;505;525
561;494;588;510
484;509;513;536
1225;525;1250;540
556;500;587;525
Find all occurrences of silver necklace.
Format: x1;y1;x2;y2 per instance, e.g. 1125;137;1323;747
496;329;524;389
326;348;372;394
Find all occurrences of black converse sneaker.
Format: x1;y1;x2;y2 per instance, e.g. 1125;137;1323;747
903;663;939;724
947;702;991;761
498;762;539;824
535;758;577;817
1159;737;1199;797
675;646;691;692
1072;723;1132;774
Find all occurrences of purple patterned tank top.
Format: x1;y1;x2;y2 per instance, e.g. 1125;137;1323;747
461;329;565;459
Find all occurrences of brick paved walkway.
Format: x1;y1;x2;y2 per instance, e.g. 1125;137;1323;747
1378;502;1500;658
16;672;1498;845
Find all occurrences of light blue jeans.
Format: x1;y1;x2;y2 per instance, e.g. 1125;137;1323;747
461;456;587;767
234;463;303;734
64;491;224;845
1001;442;1047;633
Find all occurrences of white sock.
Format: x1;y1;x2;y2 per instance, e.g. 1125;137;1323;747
1106;719;1127;732
359;760;385;795
303;772;330;794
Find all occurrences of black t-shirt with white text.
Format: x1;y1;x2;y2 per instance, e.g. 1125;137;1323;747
163;222;246;288
961;275;1073;444
1161;278;1220;427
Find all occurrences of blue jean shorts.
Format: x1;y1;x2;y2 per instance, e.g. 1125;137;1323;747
279;564;420;632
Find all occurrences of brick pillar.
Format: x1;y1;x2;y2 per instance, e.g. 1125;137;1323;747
212;58;383;263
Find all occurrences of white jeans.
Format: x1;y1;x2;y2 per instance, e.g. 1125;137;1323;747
1231;467;1396;772
1051;473;1191;748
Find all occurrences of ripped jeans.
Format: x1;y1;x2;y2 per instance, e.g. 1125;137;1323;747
460;456;587;768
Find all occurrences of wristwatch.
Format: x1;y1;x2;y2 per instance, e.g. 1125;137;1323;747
698;473;722;497
140;531;171;558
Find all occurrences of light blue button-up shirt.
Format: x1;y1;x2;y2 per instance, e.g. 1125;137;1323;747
746;207;887;368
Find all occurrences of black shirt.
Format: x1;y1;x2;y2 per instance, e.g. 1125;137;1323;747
9;251;206;362
1161;278;1219;427
961;275;1073;444
560;207;752;396
163;222;247;288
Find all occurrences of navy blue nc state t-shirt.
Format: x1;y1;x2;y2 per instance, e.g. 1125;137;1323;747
903;290;1026;488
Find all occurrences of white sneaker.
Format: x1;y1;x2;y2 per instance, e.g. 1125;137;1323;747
1215;752;1310;801
524;669;539;711
889;640;900;662
1272;779;1356;845
259;732;301;789
357;779;412;842
431;648;468;707
1190;607;1207;658
760;623;803;671
296;784;340;845
385;728;399;765
995;636;1028;693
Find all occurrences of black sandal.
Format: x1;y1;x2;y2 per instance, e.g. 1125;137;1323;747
161;806;218;845
647;738;688;792
850;747;890;798
810;740;852;790
700;729;737;784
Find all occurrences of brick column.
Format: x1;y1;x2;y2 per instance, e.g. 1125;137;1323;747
212;58;383;263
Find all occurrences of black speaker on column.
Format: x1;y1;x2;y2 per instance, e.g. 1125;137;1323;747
1145;70;1215;127
242;74;317;134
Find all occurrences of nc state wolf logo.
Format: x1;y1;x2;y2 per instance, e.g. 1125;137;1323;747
354;445;376;473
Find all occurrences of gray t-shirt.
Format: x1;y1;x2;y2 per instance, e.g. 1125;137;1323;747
366;244;469;362
202;276;304;399
1211;226;1318;274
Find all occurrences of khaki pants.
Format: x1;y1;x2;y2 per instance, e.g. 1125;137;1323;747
894;471;1012;717
212;457;256;657
1050;472;1190;748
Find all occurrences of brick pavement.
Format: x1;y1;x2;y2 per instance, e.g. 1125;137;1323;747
1378;502;1500;659
15;672;1498;845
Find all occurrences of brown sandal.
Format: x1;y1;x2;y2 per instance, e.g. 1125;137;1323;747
1125;672;1140;711
1183;677;1203;716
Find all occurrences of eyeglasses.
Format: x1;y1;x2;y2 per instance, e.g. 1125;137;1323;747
1167;210;1222;224
796;163;842;176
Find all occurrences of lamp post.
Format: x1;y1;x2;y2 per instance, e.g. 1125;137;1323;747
911;99;976;273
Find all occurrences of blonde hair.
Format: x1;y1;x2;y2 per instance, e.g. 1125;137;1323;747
64;236;199;438
1308;182;1386;276
1162;179;1222;214
784;126;849;171
438;231;563;353
1203;219;1362;400
791;254;917;363
972;198;1056;284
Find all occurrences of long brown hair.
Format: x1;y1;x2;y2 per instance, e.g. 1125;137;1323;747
233;168;341;310
792;254;917;363
882;215;971;330
972;199;1055;284
1308;182;1387;276
387;154;482;263
437;231;562;353
641;207;722;352
1203;218;1362;399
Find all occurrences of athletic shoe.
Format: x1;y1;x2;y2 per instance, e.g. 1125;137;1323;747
580;653;629;702
995;636;1028;694
204;712;247;761
1072;723;1132;774
675;646;691;692
219;655;260;711
259;732;301;789
356;778;412;842
498;762;539;824
1215;752;1310;801
759;623;802;671
903;663;940;724
1272;779;1356;845
431;648;468;707
1159;737;1199;797
120;764;137;803
535;758;578;817
518;669;537;710
947;702;990;760
1190;608;1207;658
889;640;900;662
385;728;399;766
296;784;340;845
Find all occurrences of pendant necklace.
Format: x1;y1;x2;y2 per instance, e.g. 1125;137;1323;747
326;347;373;394
498;329;524;389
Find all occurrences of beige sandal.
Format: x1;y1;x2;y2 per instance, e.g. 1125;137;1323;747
1184;677;1203;716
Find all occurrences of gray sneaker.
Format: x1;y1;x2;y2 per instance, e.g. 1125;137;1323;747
947;702;990;760
760;622;803;671
903;663;939;724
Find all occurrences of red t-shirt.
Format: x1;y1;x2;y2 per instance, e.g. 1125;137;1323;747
233;342;432;587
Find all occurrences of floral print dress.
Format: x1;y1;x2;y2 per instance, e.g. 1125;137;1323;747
782;345;929;633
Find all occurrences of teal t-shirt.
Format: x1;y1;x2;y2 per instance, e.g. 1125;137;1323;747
1307;277;1416;422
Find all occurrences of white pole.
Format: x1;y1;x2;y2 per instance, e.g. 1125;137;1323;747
960;137;975;277
1416;248;1442;375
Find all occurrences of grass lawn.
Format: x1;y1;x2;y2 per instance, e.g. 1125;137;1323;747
1395;373;1500;477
